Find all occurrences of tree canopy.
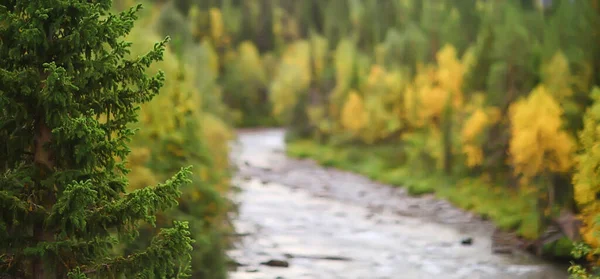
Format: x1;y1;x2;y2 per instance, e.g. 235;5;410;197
0;1;194;278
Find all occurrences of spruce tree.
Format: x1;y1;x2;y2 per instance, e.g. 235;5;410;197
0;1;194;278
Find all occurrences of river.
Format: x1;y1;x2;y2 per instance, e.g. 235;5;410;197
226;128;568;279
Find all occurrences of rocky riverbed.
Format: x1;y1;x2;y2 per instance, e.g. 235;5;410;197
227;128;568;279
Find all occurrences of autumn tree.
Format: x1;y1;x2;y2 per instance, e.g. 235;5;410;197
571;88;600;272
508;85;575;238
0;1;193;278
269;40;311;122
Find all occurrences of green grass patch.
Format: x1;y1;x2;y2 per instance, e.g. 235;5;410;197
544;237;575;259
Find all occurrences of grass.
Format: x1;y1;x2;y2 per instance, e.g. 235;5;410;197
286;140;545;240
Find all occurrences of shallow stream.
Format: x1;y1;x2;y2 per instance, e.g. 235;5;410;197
227;129;568;279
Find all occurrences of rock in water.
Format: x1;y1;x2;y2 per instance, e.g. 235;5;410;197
460;237;473;245
260;259;290;268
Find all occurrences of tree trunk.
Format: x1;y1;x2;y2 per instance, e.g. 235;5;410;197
32;120;56;279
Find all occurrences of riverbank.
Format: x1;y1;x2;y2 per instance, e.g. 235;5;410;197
285;139;575;259
227;128;568;278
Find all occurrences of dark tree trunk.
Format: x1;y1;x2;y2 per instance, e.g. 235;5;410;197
32;120;55;279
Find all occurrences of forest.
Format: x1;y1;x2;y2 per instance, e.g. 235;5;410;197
2;0;600;278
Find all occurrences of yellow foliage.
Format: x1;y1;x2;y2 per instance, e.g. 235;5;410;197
113;0;135;12
341;91;368;133
310;34;329;79
402;46;468;131
202;40;221;79
127;147;151;166
272;7;284;37
351;65;407;143
403;65;435;127
461;46;477;73
462;109;487;145
270;41;311;117
436;44;464;107
542;51;573;102
419;85;450;122
191;190;202;202
332;39;356;101
574;117;600;207
126;147;159;191
459;92;501;168
284;18;301;41
126;24;202;137
201;112;233;173
407;56;465;128
237;41;266;84
261;53;278;83
374;44;386;66
463;92;487;112
403;84;420;127
460;108;499;167
462;145;484;168
426;127;444;171
573;88;600;251
124;23;232;197
326;39;359;123
307;106;329;134
271;7;300;41
128;165;160;191
366;65;385;89
188;5;202;39
580;203;600;250
209;8;224;42
140;69;202;138
509;85;575;181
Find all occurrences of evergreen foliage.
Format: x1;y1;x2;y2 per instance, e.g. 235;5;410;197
0;1;194;278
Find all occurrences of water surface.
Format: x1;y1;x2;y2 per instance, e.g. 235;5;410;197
227;129;568;279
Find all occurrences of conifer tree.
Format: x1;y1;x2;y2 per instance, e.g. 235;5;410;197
0;1;194;278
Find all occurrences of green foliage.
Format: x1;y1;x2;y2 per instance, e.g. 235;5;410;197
0;1;194;278
569;242;600;279
221;41;275;127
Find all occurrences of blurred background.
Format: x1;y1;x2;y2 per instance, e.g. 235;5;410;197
112;0;600;278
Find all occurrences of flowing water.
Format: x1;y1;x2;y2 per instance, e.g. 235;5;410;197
227;128;568;279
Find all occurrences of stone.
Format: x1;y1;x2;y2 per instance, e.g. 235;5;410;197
460;237;473;245
260;259;290;268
